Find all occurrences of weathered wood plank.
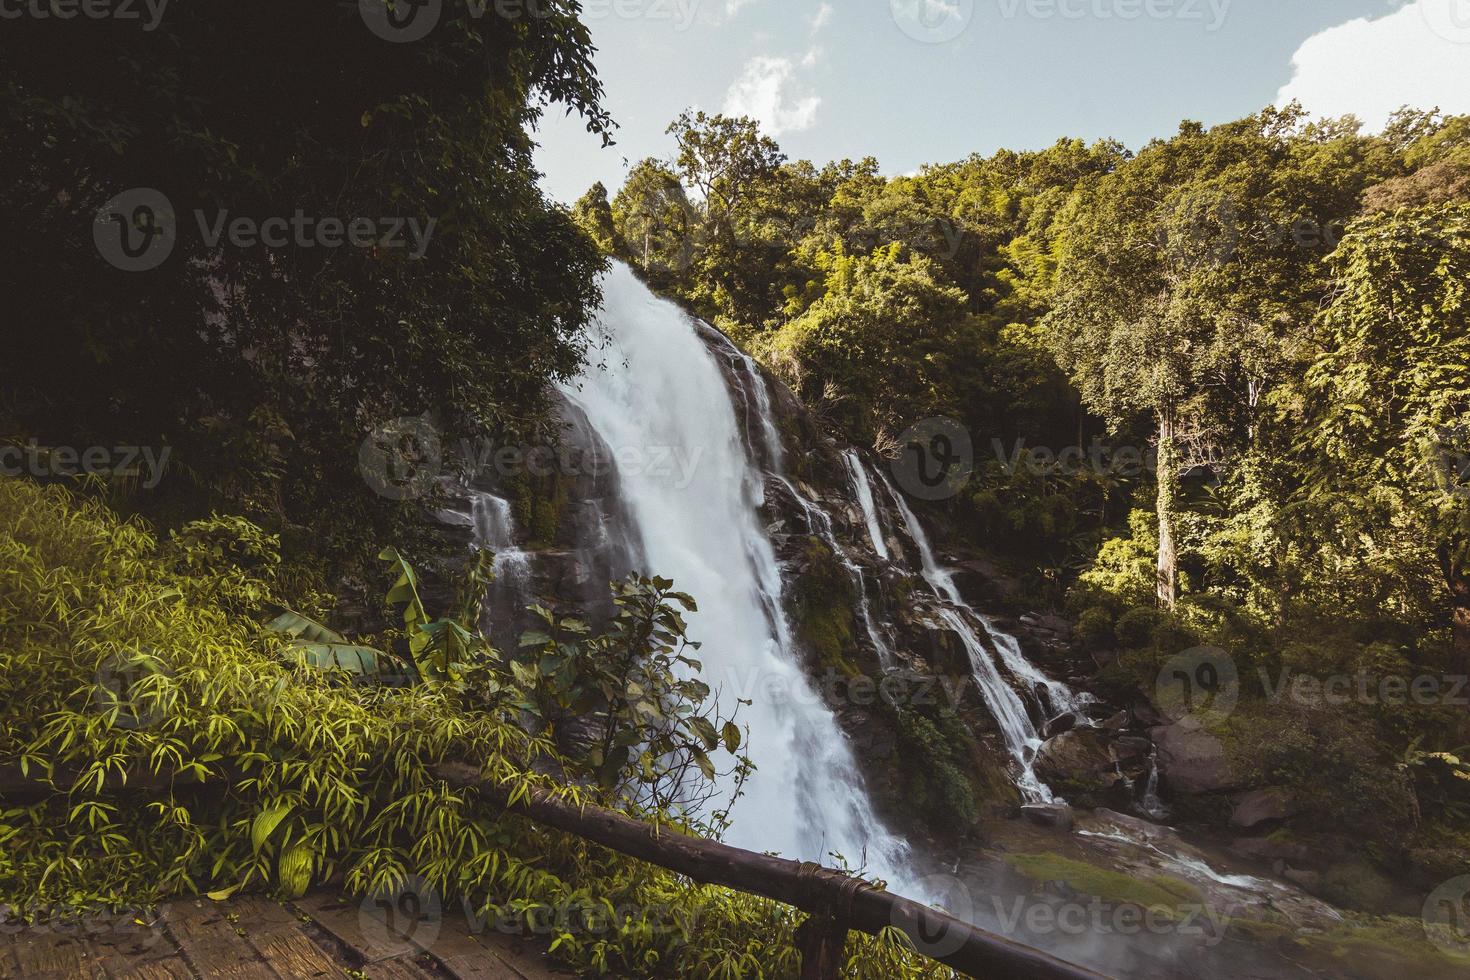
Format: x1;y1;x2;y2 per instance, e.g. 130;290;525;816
294;895;427;966
162;899;278;979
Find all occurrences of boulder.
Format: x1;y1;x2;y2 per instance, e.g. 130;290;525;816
1283;867;1322;893
1148;717;1241;795
1229;835;1321;867
1041;711;1078;739
1020;802;1075;830
1086;808;1170;841
1035;728;1121;796
1230;787;1297;829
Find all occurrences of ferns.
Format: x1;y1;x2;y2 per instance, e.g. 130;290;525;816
0;477;955;978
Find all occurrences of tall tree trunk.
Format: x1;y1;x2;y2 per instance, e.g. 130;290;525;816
1156;407;1179;609
1439;541;1470;675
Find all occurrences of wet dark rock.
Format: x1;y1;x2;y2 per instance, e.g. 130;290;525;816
1020;802;1075;830
1035;728;1123;799
1149;717;1242;795
1230;787;1297;829
1229;835;1322;867
1283;867;1322;892
1041;711;1078;739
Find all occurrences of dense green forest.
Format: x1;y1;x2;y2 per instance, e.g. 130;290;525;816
3;0;1470;976
583;104;1470;879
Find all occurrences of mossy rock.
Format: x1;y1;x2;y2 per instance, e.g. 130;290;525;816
1293;915;1470;979
1005;852;1205;917
1320;860;1398;913
788;537;858;672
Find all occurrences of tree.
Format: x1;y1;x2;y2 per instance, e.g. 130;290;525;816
1044;108;1386;607
571;182;621;253
666;111;785;247
759;243;971;442
0;0;613;579
1304;204;1470;669
611;158;698;277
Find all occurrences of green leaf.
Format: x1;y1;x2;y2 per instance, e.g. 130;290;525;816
721;721;742;753
251;802;293;854
264;609;346;644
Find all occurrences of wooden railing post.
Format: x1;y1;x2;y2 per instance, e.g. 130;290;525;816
795;912;847;980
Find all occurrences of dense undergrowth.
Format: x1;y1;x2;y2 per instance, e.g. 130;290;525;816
0;476;955;978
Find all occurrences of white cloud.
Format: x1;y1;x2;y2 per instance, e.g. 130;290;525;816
722;55;822;135
1276;0;1470;131
725;0;758;18
810;2;834;33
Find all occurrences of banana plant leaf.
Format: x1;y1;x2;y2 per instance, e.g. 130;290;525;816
264;609;412;684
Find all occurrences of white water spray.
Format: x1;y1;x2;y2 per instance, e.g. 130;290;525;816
559;264;911;880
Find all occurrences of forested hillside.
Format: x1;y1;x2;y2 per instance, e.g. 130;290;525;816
4;1;1470;976
586;105;1470;880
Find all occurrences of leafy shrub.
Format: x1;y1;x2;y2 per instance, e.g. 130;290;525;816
0;477;955;978
1073;606;1116;648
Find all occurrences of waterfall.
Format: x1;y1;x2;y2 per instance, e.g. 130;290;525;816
874;466;1074;803
472;493;533;584
842;450;890;561
558;264;911;881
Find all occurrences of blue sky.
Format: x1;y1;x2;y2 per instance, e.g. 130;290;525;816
534;0;1470;203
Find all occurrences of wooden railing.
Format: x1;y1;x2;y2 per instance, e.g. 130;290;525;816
432;763;1110;980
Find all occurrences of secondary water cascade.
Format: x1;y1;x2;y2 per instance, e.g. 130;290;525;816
871;466;1079;803
558;263;913;882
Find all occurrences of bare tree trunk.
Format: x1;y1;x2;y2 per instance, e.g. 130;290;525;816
1439;541;1470;676
1156;407;1178;609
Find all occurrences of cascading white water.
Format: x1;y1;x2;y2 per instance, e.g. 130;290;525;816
472;493;533;584
842;451;891;562
873;466;1076;802
559;264;911;881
